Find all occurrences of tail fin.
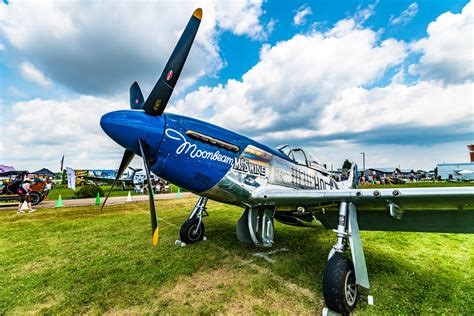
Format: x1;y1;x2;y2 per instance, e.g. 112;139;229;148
130;81;144;110
338;162;358;189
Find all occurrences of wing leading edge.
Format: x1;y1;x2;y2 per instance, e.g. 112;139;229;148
251;186;474;233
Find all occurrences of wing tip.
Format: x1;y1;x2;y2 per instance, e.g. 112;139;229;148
193;8;202;20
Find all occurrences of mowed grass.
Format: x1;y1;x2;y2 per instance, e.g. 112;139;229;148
1;198;473;314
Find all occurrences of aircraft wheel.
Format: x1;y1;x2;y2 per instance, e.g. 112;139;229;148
29;192;42;206
179;218;205;244
323;253;358;314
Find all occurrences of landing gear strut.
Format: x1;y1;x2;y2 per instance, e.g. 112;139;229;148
236;206;275;247
323;202;371;314
180;196;208;244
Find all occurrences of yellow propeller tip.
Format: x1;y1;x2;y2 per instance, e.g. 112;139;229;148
152;227;159;247
193;8;203;20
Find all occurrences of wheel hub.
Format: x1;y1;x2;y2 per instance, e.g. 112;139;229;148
344;270;357;306
188;224;200;240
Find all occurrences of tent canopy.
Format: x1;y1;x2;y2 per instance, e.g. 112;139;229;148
0;165;15;172
32;168;55;177
0;170;28;177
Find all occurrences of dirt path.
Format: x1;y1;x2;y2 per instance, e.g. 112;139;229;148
0;192;194;211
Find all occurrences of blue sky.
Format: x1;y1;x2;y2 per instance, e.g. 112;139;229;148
0;0;473;171
205;1;468;83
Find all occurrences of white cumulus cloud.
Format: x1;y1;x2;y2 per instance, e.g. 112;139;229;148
390;2;419;26
317;81;473;135
0;0;269;96
410;1;474;83
19;62;52;88
293;6;312;26
170;19;407;134
0;96;126;170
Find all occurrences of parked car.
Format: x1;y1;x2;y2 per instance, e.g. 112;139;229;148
0;178;46;205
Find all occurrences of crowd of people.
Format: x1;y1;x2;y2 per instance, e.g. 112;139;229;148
357;173;434;185
358;175;404;185
133;178;170;194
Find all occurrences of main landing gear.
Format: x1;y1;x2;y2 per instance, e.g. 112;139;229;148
236;206;275;247
180;196;208;244
323;202;372;315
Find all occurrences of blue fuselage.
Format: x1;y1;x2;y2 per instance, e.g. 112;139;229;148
101;110;336;206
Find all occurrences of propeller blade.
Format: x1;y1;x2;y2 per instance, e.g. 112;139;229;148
142;8;202;116
130;81;144;110
101;149;135;211
138;138;159;246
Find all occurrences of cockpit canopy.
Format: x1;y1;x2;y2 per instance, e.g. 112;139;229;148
276;145;328;174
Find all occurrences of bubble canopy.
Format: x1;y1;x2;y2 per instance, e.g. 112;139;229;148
276;145;327;172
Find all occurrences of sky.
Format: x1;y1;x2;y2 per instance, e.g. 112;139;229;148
0;0;473;172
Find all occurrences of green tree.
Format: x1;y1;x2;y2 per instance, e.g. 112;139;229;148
62;170;67;184
342;159;352;170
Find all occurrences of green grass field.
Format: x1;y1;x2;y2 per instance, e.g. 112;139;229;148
1;197;473;314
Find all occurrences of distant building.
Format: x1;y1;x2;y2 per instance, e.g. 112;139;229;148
394;168;415;177
435;145;474;181
364;168;398;178
364;168;422;178
437;163;474;180
468;145;474;162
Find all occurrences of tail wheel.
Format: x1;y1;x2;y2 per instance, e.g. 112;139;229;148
179;217;205;244
323;253;358;314
29;192;42;206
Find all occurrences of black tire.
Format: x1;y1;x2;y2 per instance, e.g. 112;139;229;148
323;253;358;314
29;192;42;206
179;218;205;244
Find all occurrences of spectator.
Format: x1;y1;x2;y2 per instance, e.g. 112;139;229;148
44;179;53;199
33;174;43;184
134;184;141;193
17;180;36;214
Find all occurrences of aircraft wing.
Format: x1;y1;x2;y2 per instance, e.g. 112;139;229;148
251;186;474;233
81;176;133;185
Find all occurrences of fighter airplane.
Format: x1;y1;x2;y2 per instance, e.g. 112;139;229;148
100;8;474;314
80;167;146;188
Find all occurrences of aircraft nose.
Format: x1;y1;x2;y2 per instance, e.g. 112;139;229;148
100;110;165;154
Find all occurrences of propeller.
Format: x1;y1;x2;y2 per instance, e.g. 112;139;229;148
142;8;202;116
138;138;159;246
101;149;135;211
101;8;202;247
